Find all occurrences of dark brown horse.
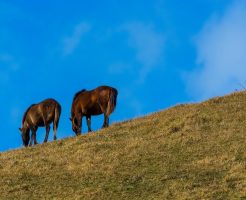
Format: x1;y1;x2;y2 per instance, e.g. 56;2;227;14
19;98;61;147
70;86;118;135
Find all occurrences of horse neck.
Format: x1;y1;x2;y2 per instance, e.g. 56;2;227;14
71;102;76;117
72;96;81;113
22;120;30;131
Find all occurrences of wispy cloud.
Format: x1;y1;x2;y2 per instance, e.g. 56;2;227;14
0;54;19;83
108;63;131;75
62;22;91;56
122;22;165;83
107;22;165;116
185;0;246;100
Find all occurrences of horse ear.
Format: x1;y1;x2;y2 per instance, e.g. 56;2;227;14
19;128;22;132
69;117;72;121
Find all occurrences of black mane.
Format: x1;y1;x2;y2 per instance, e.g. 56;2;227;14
22;104;36;125
73;89;86;102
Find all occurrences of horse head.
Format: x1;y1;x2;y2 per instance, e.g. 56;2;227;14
70;116;81;136
19;126;30;147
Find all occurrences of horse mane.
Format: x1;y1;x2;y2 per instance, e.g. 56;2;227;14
73;89;87;102
22;104;36;125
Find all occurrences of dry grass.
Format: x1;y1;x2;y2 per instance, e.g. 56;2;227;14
0;91;246;199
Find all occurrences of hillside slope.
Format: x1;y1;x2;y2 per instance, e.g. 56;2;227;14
0;92;246;199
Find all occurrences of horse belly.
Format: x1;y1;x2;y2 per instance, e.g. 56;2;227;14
86;104;102;115
37;121;45;127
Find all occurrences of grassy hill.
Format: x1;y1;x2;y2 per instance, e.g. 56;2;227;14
0;92;246;199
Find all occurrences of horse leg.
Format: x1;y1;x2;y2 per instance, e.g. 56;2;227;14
86;115;92;132
105;115;109;127
33;129;38;145
29;131;34;146
98;98;109;128
53;125;57;140
29;128;37;146
43;124;50;143
77;114;82;135
102;113;109;128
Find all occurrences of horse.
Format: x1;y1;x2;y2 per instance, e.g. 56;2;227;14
19;98;61;147
70;85;118;135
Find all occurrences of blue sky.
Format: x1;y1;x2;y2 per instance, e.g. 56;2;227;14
1;0;246;151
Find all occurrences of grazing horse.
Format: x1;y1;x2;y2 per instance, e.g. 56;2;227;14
70;85;118;135
19;98;61;147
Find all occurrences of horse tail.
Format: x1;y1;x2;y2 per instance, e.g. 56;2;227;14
54;102;62;131
106;88;118;116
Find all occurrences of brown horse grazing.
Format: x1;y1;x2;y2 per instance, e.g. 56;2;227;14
19;98;61;147
70;86;118;135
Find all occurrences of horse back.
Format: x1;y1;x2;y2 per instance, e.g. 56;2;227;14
85;86;117;114
72;86;117;116
83;86;112;106
24;99;60;126
95;86;117;103
75;91;102;115
39;99;61;121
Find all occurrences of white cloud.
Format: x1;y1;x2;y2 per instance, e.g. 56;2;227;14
62;22;91;56
122;22;165;83
186;0;246;100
